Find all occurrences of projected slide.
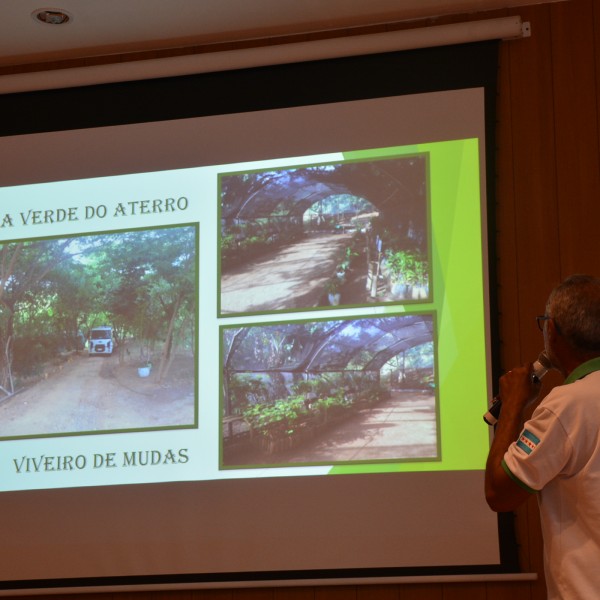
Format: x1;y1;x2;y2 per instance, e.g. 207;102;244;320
0;138;488;493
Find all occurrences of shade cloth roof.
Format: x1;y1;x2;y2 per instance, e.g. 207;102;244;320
220;154;427;222
224;314;433;374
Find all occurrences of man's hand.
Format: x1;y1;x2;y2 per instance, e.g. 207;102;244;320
484;363;542;512
499;365;541;415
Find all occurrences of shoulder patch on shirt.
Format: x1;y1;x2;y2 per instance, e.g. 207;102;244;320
516;428;540;455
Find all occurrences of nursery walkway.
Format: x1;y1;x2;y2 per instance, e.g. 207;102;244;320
220;232;353;314
281;390;437;463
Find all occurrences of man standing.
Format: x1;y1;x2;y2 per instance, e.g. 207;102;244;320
485;274;600;599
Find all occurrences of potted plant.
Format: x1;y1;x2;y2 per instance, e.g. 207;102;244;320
385;249;415;299
412;256;429;299
138;361;152;378
325;277;342;305
335;264;346;280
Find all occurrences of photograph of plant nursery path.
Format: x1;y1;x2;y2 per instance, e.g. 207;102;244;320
219;153;430;315
222;315;437;468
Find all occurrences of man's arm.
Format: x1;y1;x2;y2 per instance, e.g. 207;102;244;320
485;364;541;512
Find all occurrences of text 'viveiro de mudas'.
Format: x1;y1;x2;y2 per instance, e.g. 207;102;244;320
12;449;190;473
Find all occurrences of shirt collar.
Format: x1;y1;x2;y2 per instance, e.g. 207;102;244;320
565;357;600;385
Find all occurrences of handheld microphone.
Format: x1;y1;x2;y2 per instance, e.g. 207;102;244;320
483;351;552;426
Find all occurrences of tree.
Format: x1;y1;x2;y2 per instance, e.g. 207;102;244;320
0;225;197;392
0;238;77;392
97;227;196;381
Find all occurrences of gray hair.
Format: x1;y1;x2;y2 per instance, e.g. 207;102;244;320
546;274;600;353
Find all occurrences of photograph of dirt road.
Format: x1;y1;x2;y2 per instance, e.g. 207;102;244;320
0;225;197;439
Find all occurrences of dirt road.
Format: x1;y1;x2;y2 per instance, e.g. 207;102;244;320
0;352;195;439
220;232;353;314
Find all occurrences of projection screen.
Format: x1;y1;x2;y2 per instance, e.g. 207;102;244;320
0;42;512;593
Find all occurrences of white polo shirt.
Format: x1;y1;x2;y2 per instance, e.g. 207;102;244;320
502;358;600;600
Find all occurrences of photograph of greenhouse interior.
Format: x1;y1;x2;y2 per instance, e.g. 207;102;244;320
219;154;430;315
221;314;437;468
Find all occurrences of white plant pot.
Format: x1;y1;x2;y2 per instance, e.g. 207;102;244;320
328;293;341;306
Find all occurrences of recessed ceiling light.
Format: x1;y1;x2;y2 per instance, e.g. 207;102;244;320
32;8;72;25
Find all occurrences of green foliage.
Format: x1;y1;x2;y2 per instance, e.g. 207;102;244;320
291;378;319;396
325;277;342;294
220;220;300;269
384;248;428;285
401;368;435;388
0;226;196;385
291;375;335;399
355;383;390;405
313;394;352;415
243;396;309;436
242;387;355;442
228;374;268;413
304;194;373;218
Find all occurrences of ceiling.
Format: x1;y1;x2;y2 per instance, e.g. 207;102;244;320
1;0;564;69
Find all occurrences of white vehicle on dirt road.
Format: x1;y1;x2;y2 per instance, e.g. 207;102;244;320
88;326;114;356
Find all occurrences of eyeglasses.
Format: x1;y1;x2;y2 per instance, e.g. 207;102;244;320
536;315;551;331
